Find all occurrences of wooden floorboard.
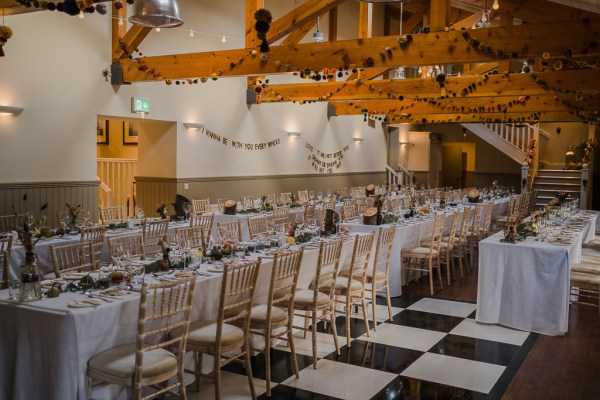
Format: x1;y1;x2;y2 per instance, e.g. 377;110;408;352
402;264;600;399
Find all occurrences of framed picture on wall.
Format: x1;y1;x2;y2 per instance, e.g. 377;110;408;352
97;118;109;144
123;121;139;145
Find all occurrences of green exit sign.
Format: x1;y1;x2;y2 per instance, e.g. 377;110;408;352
131;97;150;114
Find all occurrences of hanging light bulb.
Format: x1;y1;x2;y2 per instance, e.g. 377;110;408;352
155;27;161;32
313;16;324;42
189;30;194;37
391;3;406;80
221;35;227;43
118;17;124;26
481;10;488;23
492;0;500;10
78;11;85;20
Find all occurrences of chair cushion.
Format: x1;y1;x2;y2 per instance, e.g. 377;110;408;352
572;263;600;275
402;247;438;257
366;270;386;282
250;304;288;324
420;240;451;249
294;289;330;307
334;277;363;292
185;320;244;347
571;271;600;285
88;344;177;380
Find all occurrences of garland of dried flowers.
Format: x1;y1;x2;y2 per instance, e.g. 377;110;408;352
0;25;13;57
582;138;596;165
525;138;537;166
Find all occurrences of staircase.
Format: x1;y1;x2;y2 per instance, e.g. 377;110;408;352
461;122;538;164
532;169;582;208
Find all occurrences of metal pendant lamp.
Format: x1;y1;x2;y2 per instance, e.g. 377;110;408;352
129;0;183;28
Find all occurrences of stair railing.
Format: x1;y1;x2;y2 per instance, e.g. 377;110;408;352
386;164;414;190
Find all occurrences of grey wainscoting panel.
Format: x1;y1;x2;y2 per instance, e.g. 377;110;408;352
0;181;99;228
473;173;521;193
170;171;386;205
135;177;179;218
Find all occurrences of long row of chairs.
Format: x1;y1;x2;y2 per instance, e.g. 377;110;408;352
85;224;402;399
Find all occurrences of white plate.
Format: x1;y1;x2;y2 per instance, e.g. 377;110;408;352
62;272;89;280
68;298;102;308
207;264;224;273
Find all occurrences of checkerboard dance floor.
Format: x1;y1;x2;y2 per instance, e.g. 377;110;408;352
184;295;537;400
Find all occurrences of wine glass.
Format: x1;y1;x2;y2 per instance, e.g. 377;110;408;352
182;202;191;222
26;212;35;228
59;215;69;237
309;191;315;203
295;214;305;231
81;210;91;228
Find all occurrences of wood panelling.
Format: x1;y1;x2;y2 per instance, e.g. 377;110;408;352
136;172;385;213
0;181;99;228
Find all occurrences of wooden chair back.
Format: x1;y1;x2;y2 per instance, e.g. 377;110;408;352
373;225;396;279
217;199;227;213
280;192;292;205
482;202;495;237
311;239;343;299
80;225;107;268
445;210;460;247
217;220;242;242
50;241;95;278
457;207;472;243
142;219;169;257
190;212;214;245
273;206;290;219
297;190;309;204
0;233;13;289
263;193;276;205
248;216;268;239
0;214;26;233
133;277;195;399
99;206;125;224
303;204;316;221
470;203;484;235
219;260;261;331
337;188;348;198
344;232;375;285
108;233;145;260
266;249;304;310
342;204;356;221
322;199;336;211
356;198;368;214
427;213;447;255
192;198;211;214
175;226;205;248
240;196;255;209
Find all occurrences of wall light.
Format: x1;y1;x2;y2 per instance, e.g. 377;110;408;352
287;131;302;138
399;141;411;146
354;137;365;143
0;105;24;116
183;122;204;130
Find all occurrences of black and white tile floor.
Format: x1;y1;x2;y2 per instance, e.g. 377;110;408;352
185;295;538;400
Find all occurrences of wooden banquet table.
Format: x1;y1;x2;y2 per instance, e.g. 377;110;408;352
0;235;358;400
476;211;599;336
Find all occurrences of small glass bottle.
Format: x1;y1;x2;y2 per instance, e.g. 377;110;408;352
20;252;42;302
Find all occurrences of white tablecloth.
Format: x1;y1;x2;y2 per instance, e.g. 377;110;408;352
476;212;598;336
0;236;357;400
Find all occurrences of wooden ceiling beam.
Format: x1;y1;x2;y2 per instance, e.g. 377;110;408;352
112;25;152;61
430;0;451;31
119;18;600;82
328;95;600;116
498;0;597;23
267;0;346;44
111;1;127;59
246;0;265;49
281;21;317;45
259;70;600;102
386;111;584;124
358;1;373;38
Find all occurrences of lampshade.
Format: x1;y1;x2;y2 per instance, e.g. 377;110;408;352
0;105;24;116
129;0;183;28
183;122;204;130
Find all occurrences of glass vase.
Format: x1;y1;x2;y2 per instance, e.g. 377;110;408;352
20;252;42;302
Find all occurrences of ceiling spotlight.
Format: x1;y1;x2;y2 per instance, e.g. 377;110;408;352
313;16;324;42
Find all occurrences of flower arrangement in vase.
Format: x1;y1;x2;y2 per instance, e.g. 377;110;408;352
156;202;169;219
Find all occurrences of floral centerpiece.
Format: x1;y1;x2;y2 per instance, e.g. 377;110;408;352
65;202;81;231
157;235;171;271
12;194;46;302
548;191;569;206
156;202;169;219
582;138;596;166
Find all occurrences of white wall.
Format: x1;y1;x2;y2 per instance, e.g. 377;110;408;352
0;0;387;184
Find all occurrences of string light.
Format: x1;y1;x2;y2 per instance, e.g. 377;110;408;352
221;35;227;43
155;27;161;33
189;30;194;38
78;11;84;20
492;0;500;10
118;17;124;26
